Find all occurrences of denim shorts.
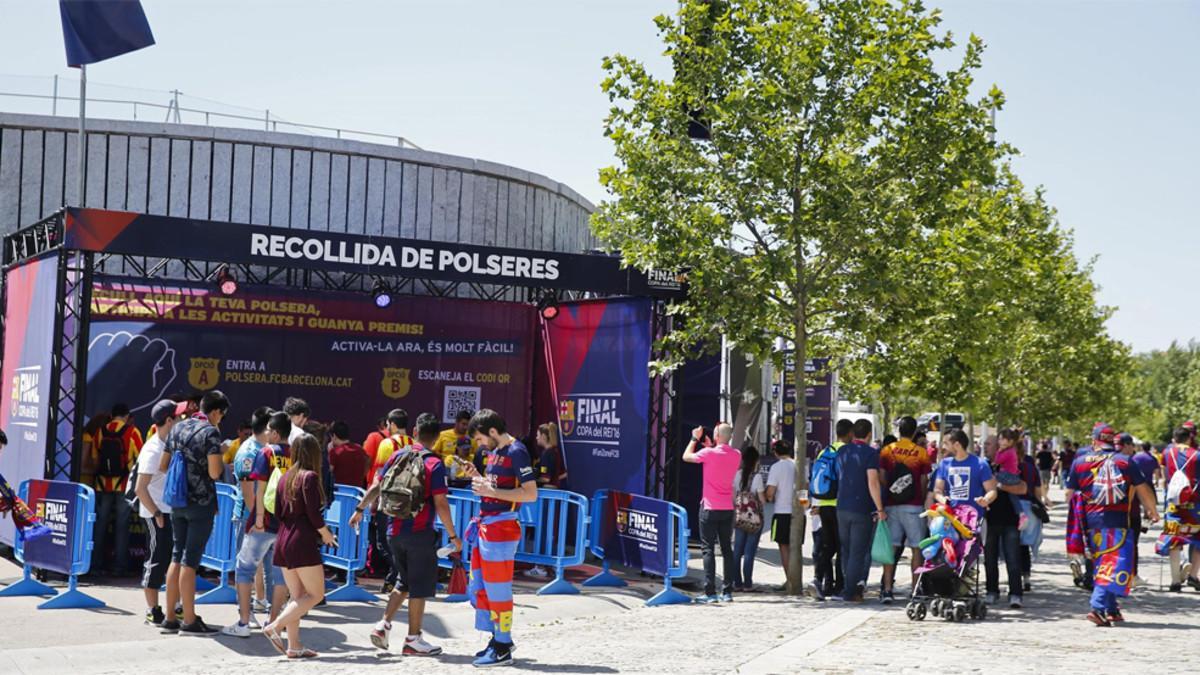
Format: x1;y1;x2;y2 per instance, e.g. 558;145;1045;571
886;504;928;548
170;502;216;569
235;530;284;586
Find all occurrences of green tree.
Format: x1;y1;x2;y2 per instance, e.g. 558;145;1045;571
593;0;1002;591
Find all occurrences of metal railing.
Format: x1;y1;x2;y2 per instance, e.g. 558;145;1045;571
0;74;421;150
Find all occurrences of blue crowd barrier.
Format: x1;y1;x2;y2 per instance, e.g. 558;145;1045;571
195;483;241;604
434;487;590;597
583;490;692;607
515;488;589;595
581;490;627;589
435;488;481;602
2;480;105;609
321;484;375;602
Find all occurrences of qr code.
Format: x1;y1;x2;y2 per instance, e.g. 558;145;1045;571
443;386;481;423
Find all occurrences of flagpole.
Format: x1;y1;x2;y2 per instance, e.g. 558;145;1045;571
77;63;86;206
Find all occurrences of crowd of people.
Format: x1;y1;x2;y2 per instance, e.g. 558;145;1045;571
66;391;569;666
686;414;1200;627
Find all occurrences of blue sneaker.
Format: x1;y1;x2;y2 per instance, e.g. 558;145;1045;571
721;592;734;602
695;594;720;604
473;646;514;667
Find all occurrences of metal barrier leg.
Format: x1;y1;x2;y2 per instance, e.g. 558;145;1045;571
324;568;378;603
37;574;105;610
582;561;628;588
0;566;57;597
537;564;580;596
645;575;691;607
195;572;237;604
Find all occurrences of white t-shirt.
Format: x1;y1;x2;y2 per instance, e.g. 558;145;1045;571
767;457;796;515
732;469;765;497
288;424;304;445
135;434;172;517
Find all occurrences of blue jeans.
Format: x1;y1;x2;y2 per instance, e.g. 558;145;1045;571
234;530;283;591
1090;583;1119;613
92;490;132;573
837;509;874;599
985;522;1022;596
732;527;761;587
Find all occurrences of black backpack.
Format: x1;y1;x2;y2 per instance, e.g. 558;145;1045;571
97;426;128;478
886;461;917;505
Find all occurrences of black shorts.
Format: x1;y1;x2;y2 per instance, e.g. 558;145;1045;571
387;529;439;599
772;513;792;545
142;515;173;589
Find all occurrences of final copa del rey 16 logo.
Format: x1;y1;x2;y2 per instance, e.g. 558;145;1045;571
557;394;622;440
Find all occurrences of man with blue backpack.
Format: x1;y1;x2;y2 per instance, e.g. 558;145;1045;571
160;390;231;636
808;419;851;600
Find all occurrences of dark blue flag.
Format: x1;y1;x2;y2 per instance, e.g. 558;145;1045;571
59;0;156;67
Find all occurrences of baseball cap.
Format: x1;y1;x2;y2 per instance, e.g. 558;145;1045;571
1116;432;1134;447
174;401;190;417
1092;424;1116;443
151;399;177;426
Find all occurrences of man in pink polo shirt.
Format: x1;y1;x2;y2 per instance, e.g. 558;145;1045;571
683;422;742;603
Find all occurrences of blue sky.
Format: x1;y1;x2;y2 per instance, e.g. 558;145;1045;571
0;0;1195;352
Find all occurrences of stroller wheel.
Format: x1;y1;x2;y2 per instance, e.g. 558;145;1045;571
906;603;918;621
915;603;927;621
930;599;941;617
954;604;967;622
978;602;988;621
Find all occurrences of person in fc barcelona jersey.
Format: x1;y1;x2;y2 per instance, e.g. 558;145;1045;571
463;409;537;668
1065;423;1158;627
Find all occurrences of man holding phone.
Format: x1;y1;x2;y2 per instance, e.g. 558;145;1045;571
684;422;742;603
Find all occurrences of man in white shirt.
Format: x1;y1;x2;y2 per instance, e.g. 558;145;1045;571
283;397;310;445
134;399;182;626
766;441;797;587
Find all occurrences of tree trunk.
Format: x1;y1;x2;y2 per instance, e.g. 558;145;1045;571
786;280;808;594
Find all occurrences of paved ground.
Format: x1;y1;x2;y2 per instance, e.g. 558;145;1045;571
2;485;1197;674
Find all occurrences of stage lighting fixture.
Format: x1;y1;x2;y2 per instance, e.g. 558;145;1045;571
537;292;559;321
215;265;238;295
372;278;392;308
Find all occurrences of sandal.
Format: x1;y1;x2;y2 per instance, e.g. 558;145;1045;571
262;625;286;655
286;648;319;659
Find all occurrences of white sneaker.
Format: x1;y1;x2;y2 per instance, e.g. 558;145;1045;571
220;621;252;638
527;566;550;579
370;620;391;651
1132;575;1148;589
251;598;269;613
403;634;443;656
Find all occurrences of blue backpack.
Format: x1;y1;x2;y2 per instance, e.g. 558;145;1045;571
811;447;839;500
164;448;189;509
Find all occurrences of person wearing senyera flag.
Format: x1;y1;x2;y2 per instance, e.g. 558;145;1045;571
1065;423;1159;627
1157;426;1200;592
462;409;537;668
0;429;52;543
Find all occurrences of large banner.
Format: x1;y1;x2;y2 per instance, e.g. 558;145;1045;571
600;490;671;576
86;278;535;440
63;208;686;299
545;299;652;498
0;254;59;546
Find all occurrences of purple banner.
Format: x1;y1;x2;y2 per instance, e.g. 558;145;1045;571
0;255;59;546
85;278;535;442
601;490;671;576
780;355;834;460
22;479;80;575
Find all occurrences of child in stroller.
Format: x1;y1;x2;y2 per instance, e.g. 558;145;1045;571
905;504;987;621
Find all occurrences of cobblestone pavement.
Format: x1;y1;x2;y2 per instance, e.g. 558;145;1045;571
2;486;1197;674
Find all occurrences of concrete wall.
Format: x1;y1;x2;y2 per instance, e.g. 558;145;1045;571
0;113;596;254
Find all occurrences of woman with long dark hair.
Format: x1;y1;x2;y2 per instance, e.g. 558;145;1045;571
731;445;765;591
262;433;336;659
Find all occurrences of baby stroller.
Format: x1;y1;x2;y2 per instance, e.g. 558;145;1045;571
905;504;987;622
